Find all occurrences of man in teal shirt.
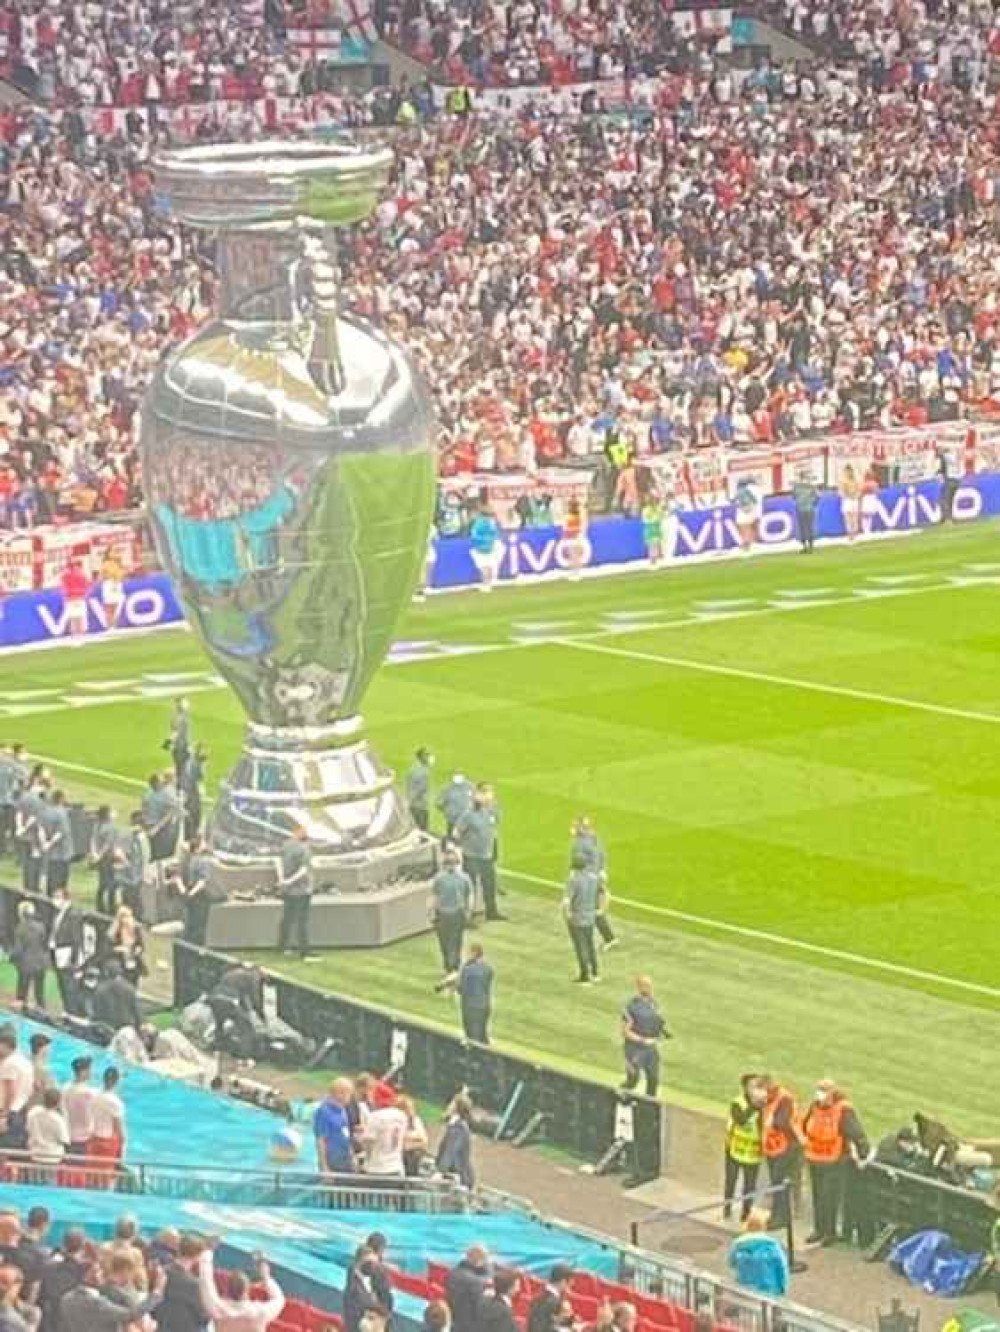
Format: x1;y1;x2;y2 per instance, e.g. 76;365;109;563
437;772;474;838
569;815;618;950
792;475;819;554
454;784;504;922
406;747;434;832
277;826;317;960
563;853;602;983
430;847;472;978
41;789;74;897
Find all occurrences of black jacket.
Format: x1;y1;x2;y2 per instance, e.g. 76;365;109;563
527;1288;566;1332
92;976;142;1033
11;918;48;974
444;1260;490;1332
342;1270;384;1332
482;1295;519;1332
152;1263;209;1332
39;1252;87;1332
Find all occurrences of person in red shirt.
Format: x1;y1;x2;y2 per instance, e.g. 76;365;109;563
59;560;91;645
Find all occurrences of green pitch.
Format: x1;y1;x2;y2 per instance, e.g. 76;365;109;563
3;523;1000;1135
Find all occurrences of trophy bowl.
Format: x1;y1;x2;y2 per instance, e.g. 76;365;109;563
140;139;438;884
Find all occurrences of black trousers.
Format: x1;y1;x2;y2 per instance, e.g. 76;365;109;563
809;1160;844;1240
569;922;598;979
797;509;816;550
724;1154;760;1220
278;894;311;955
767;1148;796;1227
15;967;45;1008
150;823;179;862
96;859;117;916
54;967;79;1016
46;859;70;897
466;856;499;920
461;1000;490;1044
185;897;211;948
435;912;465;973
624;1044;660;1097
0;804;13;855
596;913;616;943
22;855;42;896
410;805;429;832
184;797;202;844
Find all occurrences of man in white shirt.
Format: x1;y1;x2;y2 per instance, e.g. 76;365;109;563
27;1087;70;1166
198;1245;285;1331
62;1055;96;1158
89;1066;125;1168
0;1028;34;1148
362;1103;409;1178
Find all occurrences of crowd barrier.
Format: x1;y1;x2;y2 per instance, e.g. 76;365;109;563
173;941;666;1183
865;1160;1000;1253
3;470;998;650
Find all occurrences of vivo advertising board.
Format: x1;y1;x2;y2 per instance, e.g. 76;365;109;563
0;474;994;650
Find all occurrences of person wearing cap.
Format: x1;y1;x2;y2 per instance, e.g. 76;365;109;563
454;784;504;922
430;847;472;981
437;773;475;840
802;1080;869;1246
526;1263;574;1332
406;748;435;832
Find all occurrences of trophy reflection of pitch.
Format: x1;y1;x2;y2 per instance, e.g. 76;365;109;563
139;141;438;900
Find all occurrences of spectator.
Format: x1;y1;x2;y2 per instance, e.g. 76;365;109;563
153;1233;209;1332
0;1264;35;1332
526;1264;575;1332
87;1067;125;1171
727;1213;790;1298
481;1268;519;1332
61;1057;95;1161
435;1093;475;1190
314;1079;355;1176
25;1089;69;1170
443;1245;490;1332
196;1247;285;1332
59;1258;164;1332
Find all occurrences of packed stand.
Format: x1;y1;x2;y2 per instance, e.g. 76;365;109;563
5;13;1000;526
374;0;727;88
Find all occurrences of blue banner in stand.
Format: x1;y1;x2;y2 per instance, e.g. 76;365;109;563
0;573;183;649
1;473;999;649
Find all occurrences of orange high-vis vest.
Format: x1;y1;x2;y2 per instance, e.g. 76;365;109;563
762;1088;799;1158
804;1100;848;1164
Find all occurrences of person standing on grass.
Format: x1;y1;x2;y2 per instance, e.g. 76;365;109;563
180;745;208;844
563;853;601;984
454;784;504;922
792;474;819;554
622;976;668;1097
456;943;493;1045
733;477;763;556
430;847;472;983
59;560;91;645
116;812;150;918
802;1079;869;1247
569;817;618;950
468;503;502;593
406;748;434;833
15;776;48;897
41;790;73;898
168;699;191;788
0;744;27;859
11;902;48;1011
178;837;214;947
142;775;181;864
90;806;118;916
641;497;664;566
437;772;474;840
839;465;861;540
277;825;317;961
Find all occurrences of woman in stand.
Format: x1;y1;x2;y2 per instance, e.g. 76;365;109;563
10;902;48;1012
435;1093;475;1190
399;1095;429;1177
107;906;146;989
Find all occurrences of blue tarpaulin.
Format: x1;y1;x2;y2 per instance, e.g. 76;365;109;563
889;1230;985;1296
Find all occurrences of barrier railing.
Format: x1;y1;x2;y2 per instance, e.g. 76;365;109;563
172;940;666;1183
864;1159;999;1252
0;1149;483;1213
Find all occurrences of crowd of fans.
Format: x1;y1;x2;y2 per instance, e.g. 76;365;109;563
3;4;1000;527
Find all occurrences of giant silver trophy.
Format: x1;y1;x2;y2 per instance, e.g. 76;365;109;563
140;141;438;945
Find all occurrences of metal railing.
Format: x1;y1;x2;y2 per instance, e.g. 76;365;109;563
0;1151;481;1214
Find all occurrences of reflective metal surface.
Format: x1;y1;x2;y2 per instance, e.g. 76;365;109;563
140;140;437;869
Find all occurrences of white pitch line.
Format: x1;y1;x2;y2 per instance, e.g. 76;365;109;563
556;638;1000;729
503;868;1000;1001
31;756;146;790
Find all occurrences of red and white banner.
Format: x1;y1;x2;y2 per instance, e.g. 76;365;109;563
0;536;34;595
0;522;143;595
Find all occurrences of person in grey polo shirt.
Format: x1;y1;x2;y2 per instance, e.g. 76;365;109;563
563;853;603;984
454;784;504;922
436;772;474;839
0;743;27;857
406;747;434;832
41;789;74;897
456;942;493;1045
277;826;317;960
16;776;49;896
430;847;472;980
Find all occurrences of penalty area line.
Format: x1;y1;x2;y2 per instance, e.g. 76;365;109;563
504;868;1000;1001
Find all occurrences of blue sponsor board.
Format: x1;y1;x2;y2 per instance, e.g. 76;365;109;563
1;474;996;649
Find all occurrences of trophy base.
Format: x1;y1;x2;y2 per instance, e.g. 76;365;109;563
206;719;439;896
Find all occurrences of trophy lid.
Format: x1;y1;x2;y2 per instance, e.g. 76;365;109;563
152;138;394;230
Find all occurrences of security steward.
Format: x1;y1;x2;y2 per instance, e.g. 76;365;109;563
621;975;669;1096
724;1075;767;1222
406;747;434;832
454;784;504;922
429;847;472;980
761;1076;802;1229
802;1079;869;1246
456;942;493;1045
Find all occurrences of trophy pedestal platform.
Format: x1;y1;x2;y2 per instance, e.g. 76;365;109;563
203;877;433;951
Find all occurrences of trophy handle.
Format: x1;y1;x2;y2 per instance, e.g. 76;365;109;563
300;225;346;397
